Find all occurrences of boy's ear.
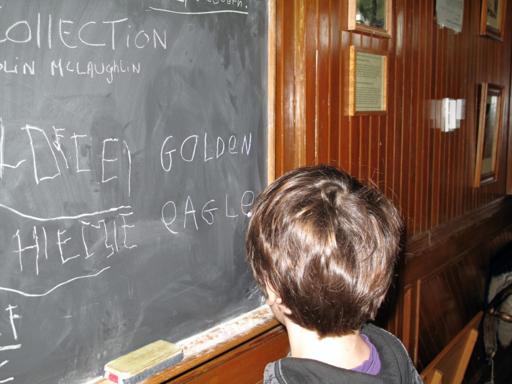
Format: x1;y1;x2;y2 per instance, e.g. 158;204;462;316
265;283;292;316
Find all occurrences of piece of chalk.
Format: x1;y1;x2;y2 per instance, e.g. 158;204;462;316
104;340;183;384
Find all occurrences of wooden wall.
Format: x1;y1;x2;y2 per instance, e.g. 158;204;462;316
508;42;512;194
275;0;512;234
167;1;512;382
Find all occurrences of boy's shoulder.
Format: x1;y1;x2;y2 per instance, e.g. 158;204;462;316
361;324;422;382
263;324;423;384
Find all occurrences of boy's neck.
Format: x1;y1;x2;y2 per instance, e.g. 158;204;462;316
285;320;371;370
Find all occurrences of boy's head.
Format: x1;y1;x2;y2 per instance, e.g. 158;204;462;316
246;165;402;337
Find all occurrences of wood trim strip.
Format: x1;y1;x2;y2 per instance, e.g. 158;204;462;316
293;0;307;167
403;198;512;285
413;279;421;365
167;326;288;384
267;0;276;183
402;285;413;352
421;312;482;383
507;43;512;194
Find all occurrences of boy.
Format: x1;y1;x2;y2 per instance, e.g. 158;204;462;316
246;165;422;383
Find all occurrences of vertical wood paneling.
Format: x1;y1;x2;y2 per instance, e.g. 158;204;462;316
339;30;351;171
304;0;317;166
508;48;512;194
274;0;512;236
400;280;421;365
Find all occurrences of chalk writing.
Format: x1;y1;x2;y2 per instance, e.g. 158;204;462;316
0;119;132;195
0;359;13;384
0;59;35;76
4;306;20;342
0;118;26;179
161;190;254;235
0;305;22;383
0;204;132;223
0;115;136;299
50;59;142;84
160;132;252;173
0;13;167;51
149;0;249;15
0;268;111;298
10;211;136;274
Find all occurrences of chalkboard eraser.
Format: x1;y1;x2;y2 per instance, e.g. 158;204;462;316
104;340;183;384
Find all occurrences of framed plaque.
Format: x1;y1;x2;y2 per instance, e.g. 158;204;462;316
348;46;387;116
346;0;392;38
480;0;507;40
474;83;504;187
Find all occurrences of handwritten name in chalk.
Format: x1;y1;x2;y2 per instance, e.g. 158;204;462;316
0;58;35;76
161;190;254;235
0;304;22;384
0;10;167;51
50;58;142;84
11;211;137;276
0;118;132;195
0;57;142;83
160;132;252;172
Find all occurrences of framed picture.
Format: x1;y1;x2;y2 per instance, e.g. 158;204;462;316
474;83;504;187
480;0;507;40
348;46;387;116
346;0;392;38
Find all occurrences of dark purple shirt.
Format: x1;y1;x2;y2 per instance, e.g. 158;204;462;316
352;334;382;375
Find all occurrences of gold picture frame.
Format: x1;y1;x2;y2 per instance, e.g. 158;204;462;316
348;46;388;116
346;0;392;38
474;83;504;187
480;0;507;40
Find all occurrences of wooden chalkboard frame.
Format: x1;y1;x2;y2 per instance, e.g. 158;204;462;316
93;0;277;381
267;0;276;185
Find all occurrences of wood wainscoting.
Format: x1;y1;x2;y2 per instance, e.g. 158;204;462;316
395;197;512;370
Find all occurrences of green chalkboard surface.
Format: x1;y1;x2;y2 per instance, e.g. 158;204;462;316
0;0;267;382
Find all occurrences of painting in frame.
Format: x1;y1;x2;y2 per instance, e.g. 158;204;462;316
347;0;392;38
474;83;504;187
480;0;507;40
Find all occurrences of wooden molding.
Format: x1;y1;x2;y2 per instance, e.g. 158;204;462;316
168;326;288;383
400;280;421;365
267;0;276;183
145;315;279;383
508;48;512;195
403;198;512;285
421;312;482;384
293;0;307;168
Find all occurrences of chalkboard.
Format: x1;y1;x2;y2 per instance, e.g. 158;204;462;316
0;0;268;382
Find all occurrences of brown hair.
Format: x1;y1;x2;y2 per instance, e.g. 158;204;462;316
246;165;402;337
